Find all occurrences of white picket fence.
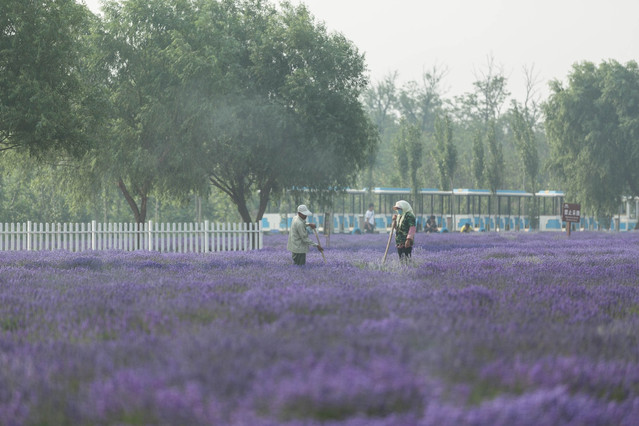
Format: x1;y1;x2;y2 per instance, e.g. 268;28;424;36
0;220;262;252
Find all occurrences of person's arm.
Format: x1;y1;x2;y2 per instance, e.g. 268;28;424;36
299;223;317;247
405;215;416;247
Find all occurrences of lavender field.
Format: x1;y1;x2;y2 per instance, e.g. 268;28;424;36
1;231;639;425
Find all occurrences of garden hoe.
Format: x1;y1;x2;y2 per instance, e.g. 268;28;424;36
382;219;396;264
313;227;326;263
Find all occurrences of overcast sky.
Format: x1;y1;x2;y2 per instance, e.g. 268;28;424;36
83;0;639;102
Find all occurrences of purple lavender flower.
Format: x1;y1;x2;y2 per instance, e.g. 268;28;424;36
0;232;637;424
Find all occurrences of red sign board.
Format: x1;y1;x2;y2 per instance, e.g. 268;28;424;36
562;203;581;223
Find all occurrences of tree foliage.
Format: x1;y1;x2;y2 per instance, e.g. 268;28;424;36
362;72;399;193
451;57;511;193
485;122;503;194
182;0;377;223
433;114;457;191
392;119;422;202
511;102;540;228
511;103;539;193
397;66;446;133
544;60;639;217
471;131;484;187
93;0;211;223
1;0;601;223
14;0;374;225
0;0;91;156
363;72;399;131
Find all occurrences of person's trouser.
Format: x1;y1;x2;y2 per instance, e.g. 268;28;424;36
397;246;412;261
292;252;306;265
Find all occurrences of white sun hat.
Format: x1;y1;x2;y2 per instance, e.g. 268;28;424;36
297;205;312;216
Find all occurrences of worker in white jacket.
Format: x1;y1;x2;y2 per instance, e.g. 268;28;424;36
287;205;324;265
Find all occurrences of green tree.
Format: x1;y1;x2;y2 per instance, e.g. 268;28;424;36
397;66;446;133
433;114;457;191
362;72;399;195
392;119;422;204
94;0;204;223
510;104;539;191
184;0;376;224
472;56;510;125
0;0;91;156
391;131;409;187
485;122;503;194
455;57;508;216
455;57;509;130
432;113;457;228
363;72;399;132
471;131;484;187
511;102;540;228
544;60;639;221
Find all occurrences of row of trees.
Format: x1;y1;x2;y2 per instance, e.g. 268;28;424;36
2;0;638;225
362;57;639;224
362;60;544;196
545;61;639;219
1;0;376;224
359;60;546;225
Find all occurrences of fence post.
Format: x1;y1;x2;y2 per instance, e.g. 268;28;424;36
204;220;210;253
81;222;86;252
222;223;227;252
91;220;96;251
232;223;237;251
27;221;32;251
148;221;153;251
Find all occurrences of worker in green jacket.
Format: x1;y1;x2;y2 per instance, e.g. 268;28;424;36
392;200;416;262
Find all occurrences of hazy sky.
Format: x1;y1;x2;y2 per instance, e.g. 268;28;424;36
83;0;639;101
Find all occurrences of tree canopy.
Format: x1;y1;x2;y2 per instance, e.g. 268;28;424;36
544;60;639;217
3;0;377;225
0;0;92;156
86;0;207;223
181;0;377;223
392;119;422;202
433;114;457;191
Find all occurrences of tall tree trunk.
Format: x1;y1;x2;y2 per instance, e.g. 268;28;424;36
209;176;253;224
450;177;455;231
208;175;264;247
253;187;273;249
139;193;147;224
117;178;148;249
256;186;271;222
117;178;147;224
230;191;253;224
231;193;262;249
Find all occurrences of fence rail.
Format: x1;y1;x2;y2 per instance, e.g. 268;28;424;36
0;221;262;253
